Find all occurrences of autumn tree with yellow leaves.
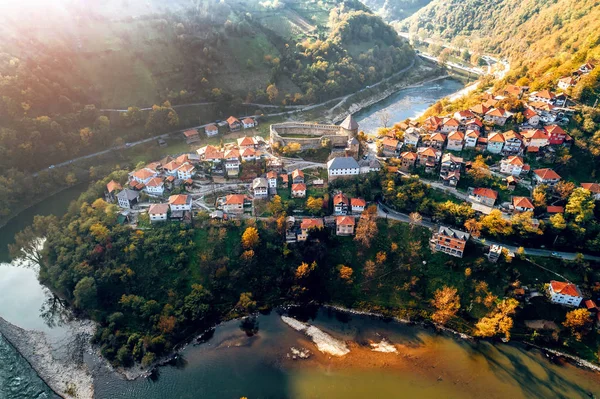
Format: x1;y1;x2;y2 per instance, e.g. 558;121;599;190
431;286;460;325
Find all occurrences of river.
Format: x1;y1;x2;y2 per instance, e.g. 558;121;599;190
1;81;600;398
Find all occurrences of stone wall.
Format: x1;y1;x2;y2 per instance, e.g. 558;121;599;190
270;123;349;150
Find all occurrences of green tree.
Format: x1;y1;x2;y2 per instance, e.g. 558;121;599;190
73;277;98;310
565;188;595;224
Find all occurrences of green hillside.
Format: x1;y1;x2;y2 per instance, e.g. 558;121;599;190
359;0;432;23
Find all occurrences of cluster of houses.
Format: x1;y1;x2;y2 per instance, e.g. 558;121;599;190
197;136;266;176
184;116;257;143
556;62;596;91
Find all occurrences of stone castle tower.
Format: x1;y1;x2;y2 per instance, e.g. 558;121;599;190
339;114;359;138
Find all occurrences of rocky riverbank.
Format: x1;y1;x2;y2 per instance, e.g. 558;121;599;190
0;316;95;398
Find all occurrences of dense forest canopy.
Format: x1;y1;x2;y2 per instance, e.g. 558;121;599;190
358;0;432;23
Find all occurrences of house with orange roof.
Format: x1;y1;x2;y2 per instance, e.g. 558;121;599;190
546;206;565;214
558;76;577;91
470;103;490;116
205;123;219;137
447;130;465;151
464;130;480;148
382;137;401;156
227;116;241;131
545;125;567;145
533;168;561;186
130;167;158;184
522;108;540;126
183;129;200;144
298;218;324;241
240;147;258;162
423;116;443;131
417;147;441;171
291;183;307;198
440;118;460;133
522;129;549;148
242;118;256;129
177;163;196;180
336;216;356;236
280;173;289;188
223;194;246;214
512;196;535;212
548;281;583;307
453;110;476;122
291;169;304;184
529;90;556;105
484;108;510;126
106;180;122;201
163;161;182;176
581;183;600;200
333;193;350;215
399;151;417;171
148;203;169;222
266;171;278;189
428;132;446;150
464;118;483;132
350;198;366;214
237;136;257;148
168;194;192;212
486;132;505;154
502;130;523;154
501;84;524;98
500;156;528;176
145;177;165;195
470;187;498;207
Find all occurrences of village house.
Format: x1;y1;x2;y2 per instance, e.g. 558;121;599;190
522;108;541;126
441;171;460;187
464;130;480;148
266;171;278;189
486;132;505;154
145;177;165;195
430;226;470;258
579;62;594;74
522;129;549;148
545;125;567;145
453;110;476;122
440;118;460;133
291;169;305;184
242;118;256;129
464;118;483;132
382;137;401;156
429;132;446;150
163;161;182;176
440;153;463;175
224;159;240;175
237;136;257;149
298;218;323;241
512;196;535;212
168;194;192;212
548;281;583;307
177;163;196;180
470;103;490;117
117;189;140;209
581;183;600;200
529;90;556;104
502;130;523;154
500;156;528;176
227;116;241;131
403;128;421;147
501;84;524;98
546;205;565;215
291;183;307;198
351;198;366;214
183;129;200;144
280;174;289;188
447;131;465;151
333;193;350;215
336;216;355;236
148;203;169;222
223;194;245;214
130;167;157;185
470;187;498;207
558;76;577;91
399;151;417;172
106;180;122;202
484;108;510;126
205;124;219;137
417;147;441;172
327;157;360;180
241;147;258;162
423;116;443;131
358;158;381;174
252;177;269;198
533;168;561;186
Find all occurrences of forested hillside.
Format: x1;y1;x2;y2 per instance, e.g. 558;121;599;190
359;0;432;23
400;0;600;102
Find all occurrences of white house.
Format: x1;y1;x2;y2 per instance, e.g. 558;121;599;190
252;177;268;198
145;177;165;195
581;183;600;200
464;130;480;148
117;189;140;209
447;131;465;151
168;194;192;212
205;124;219;137
327;157;360;180
484;108;510;126
242;118;256;129
529;90;556;104
130;167;157;185
502;130;523;154
291;183;306;198
548;281;583;307
350;198;366;214
240;147;258;162
266;171;278;189
523;108;541;126
333;193;350;215
237;136;257;149
579;62;594;74
403;128;421;147
176;163;196;180
533;168;561;186
522;129;549;148
440;118;460;133
486;132;505;154
336;216;355;236
148;203;169;222
223;194;245;214
500;156;527;176
558;76;577;91
512;196;535;212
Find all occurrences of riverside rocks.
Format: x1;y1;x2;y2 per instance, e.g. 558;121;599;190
0;316;94;399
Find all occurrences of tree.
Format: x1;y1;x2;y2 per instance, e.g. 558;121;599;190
235;292;257;313
474;298;519;340
306;196;323;214
464;218;482;238
481;210;513;237
565;188;595;224
563;309;592;341
295;261;317;279
73;277;98;310
378;111;391;128
266;84;279;103
431;286;460;325
363;260;377;278
532;185;547;208
183;284;211;320
268;195;285;216
122;106;143;127
408;212;422;229
555;181;575;200
354;213;378;248
241;227;260;250
338;265;354;283
467;155;491;184
9;215;58;266
145;102;179;133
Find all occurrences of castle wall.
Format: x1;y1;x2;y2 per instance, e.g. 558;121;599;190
270;123;350;151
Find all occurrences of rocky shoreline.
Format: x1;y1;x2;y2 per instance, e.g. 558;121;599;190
0;316;95;399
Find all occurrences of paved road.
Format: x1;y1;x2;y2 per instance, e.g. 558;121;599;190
377;203;600;261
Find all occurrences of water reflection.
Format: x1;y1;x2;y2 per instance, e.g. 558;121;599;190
239;316;259;337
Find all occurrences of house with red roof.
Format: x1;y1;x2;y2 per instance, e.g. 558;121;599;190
558;76;577;91
581;183;600;200
298;218;324;241
512;196;535;212
333;193;350;215
484;108;510;126
447;131;465;151
500;156;528;176
223;194;246;214
148;203;169;223
453;110;476;122
350;198;366;214
205;123;219;137
548;281;583;307
417;147;441;172
522;108;540;126
399;151;417;171
382;137;401;156
106;180;122;201
291;169;305;184
529;90;556;105
237;136;257;148
486;132;505;154
183;129;200;144
242;117;256;129
464;130;480;148
168;194;192;212
145;177;165;195
441;118;460;133
522;129;549;148
336;216;356;236
470;103;490;116
227;116;241;131
429;132;447;150
130;167;158;185
502;130;523;154
470;188;498;207
544;125;567;145
291;183;307;198
533;168;561;186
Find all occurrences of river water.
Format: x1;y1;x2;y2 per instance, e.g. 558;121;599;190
1;80;600;398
